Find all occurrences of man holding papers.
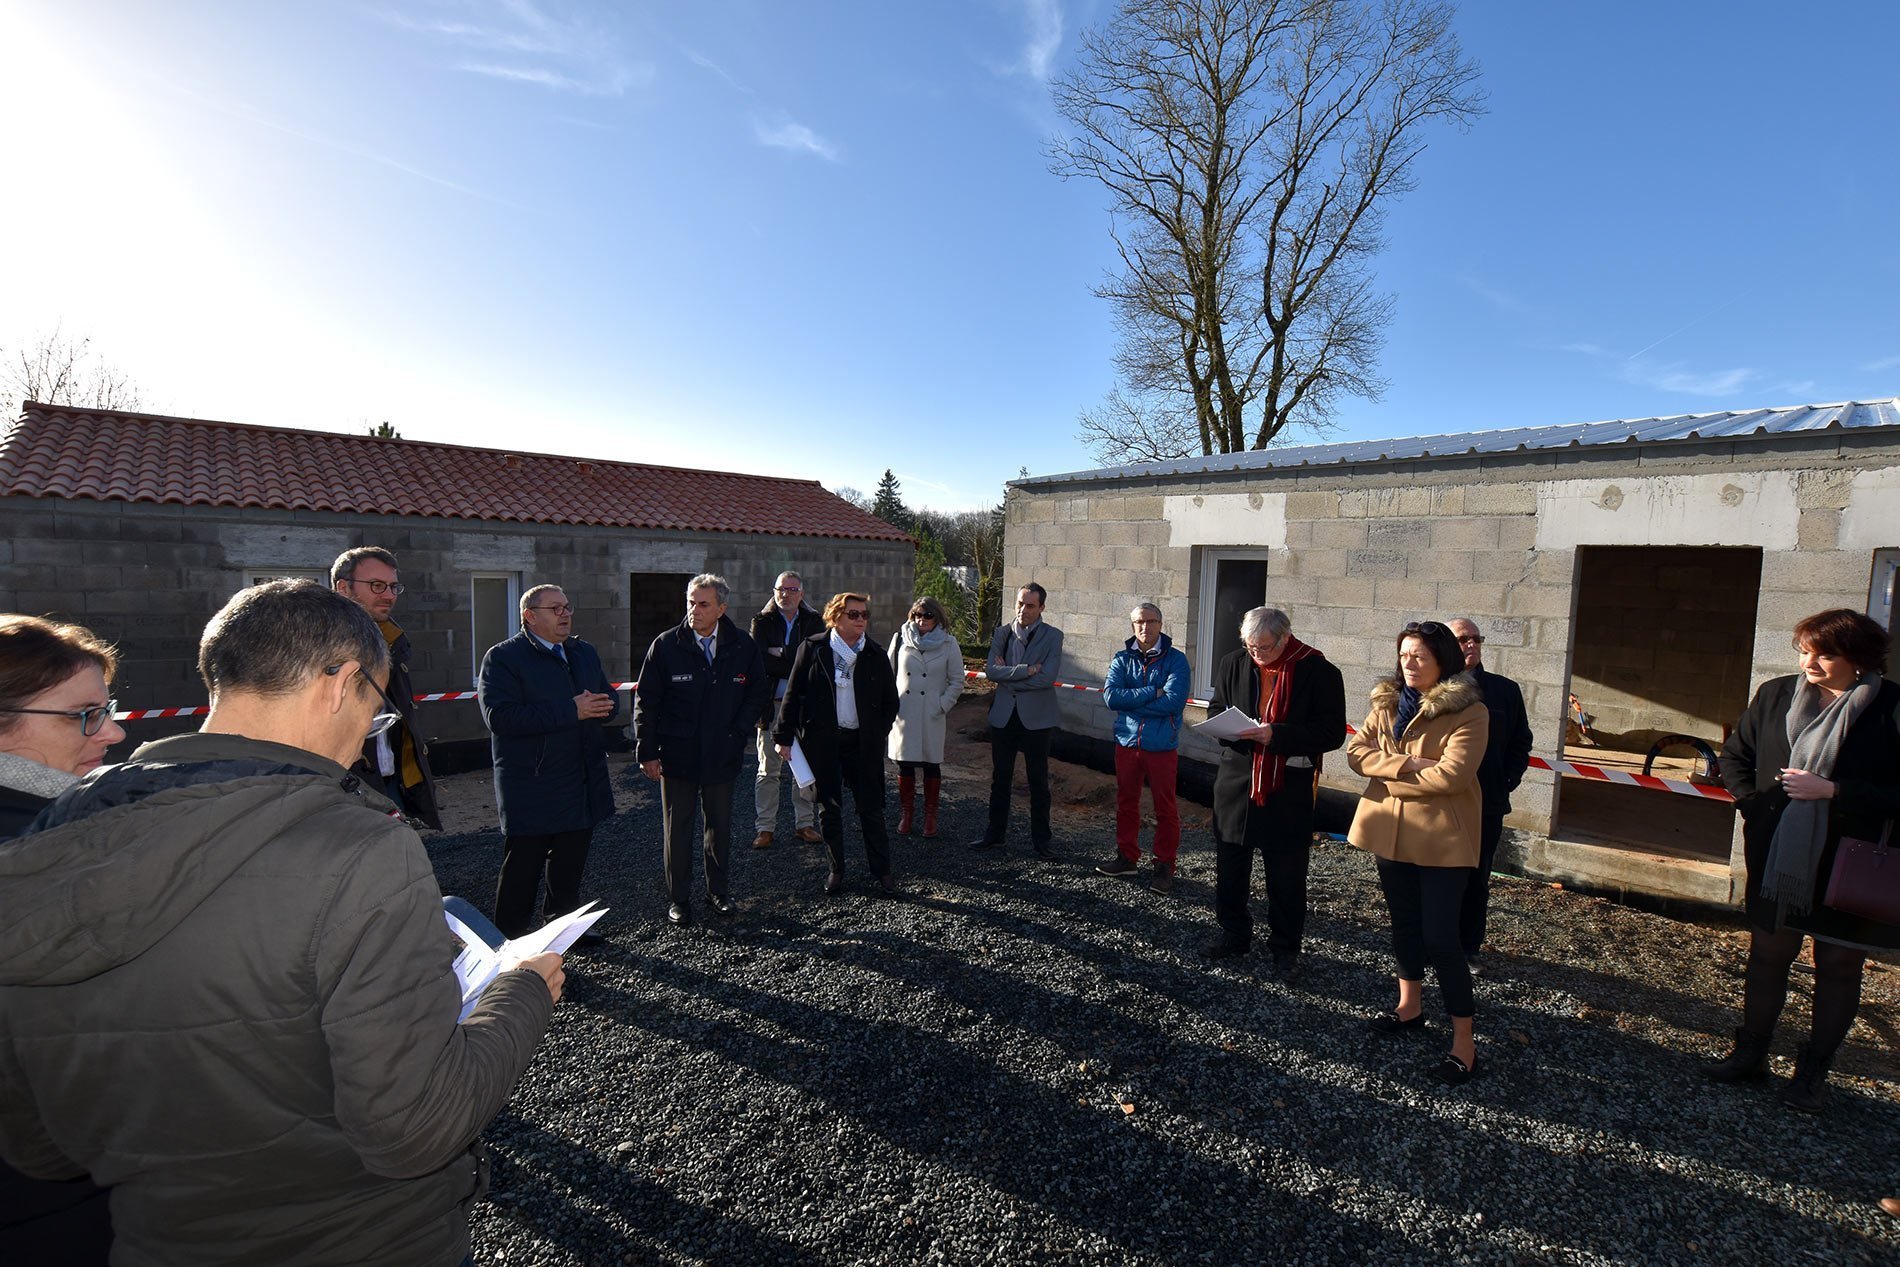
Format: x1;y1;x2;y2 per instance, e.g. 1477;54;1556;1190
0;581;562;1267
1199;606;1347;980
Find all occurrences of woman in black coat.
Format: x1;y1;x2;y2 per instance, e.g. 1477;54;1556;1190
1709;608;1900;1112
774;592;901;895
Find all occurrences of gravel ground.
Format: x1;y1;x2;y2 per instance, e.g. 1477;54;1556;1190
424;752;1900;1266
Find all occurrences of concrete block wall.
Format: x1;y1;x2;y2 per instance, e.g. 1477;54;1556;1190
0;497;913;753
1002;432;1900;861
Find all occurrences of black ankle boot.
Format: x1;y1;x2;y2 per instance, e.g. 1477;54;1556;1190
1779;1042;1832;1113
1704;1027;1771;1083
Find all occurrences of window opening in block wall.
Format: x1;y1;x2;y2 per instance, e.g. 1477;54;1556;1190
1193;549;1271;697
1552;545;1760;863
1871;549;1898;678
470;573;520;686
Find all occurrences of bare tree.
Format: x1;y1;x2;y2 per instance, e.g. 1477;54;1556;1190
1;326;143;418
1051;0;1482;460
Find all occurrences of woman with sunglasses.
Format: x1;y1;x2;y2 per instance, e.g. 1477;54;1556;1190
0;615;122;1262
0;614;126;839
886;596;963;838
1346;620;1489;1086
774;593;901;895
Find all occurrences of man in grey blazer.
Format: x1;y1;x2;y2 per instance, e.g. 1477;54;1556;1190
972;583;1065;858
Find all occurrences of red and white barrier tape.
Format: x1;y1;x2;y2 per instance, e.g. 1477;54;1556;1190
113;672;1732;802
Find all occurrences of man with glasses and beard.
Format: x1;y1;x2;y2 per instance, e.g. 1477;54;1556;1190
0;580;565;1267
331;546;441;829
1446;617;1534;974
479;584;619;941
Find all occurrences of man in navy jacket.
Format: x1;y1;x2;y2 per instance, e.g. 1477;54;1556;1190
479;584;619;938
1447;617;1535;966
635;574;769;926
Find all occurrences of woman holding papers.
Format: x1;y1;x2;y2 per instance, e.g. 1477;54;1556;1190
1347;620;1488;1086
775;593;902;895
887;596;963;838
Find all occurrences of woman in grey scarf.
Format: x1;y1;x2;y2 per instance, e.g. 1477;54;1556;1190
1709;608;1900;1112
0;614;126;839
886;596;963;838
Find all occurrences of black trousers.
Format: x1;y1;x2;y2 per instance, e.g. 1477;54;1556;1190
661;776;734;905
819;729;892;878
494;827;594;938
1376;856;1475;1018
986;713;1053;844
1213;769;1316;957
1458;806;1507;955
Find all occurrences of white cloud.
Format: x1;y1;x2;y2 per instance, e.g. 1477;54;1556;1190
683;47;748;94
457;62;636;96
1861;353;1900;373
385;2;648;97
752;115;842;161
1017;0;1063;80
1621;358;1756;397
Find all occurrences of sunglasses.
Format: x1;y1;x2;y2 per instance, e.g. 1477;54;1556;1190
0;699;120;736
842;609;869;621
1403;621;1450;636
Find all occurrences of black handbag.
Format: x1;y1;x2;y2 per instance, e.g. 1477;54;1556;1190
1823;820;1900;924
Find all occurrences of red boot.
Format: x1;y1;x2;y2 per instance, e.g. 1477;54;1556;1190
897;771;916;835
922;776;941;838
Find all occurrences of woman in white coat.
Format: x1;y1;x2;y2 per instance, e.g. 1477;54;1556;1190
887;597;964;838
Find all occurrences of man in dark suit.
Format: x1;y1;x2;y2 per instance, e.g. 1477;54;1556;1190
748;570;826;849
773;592;901;895
479;584;619;939
1202;606;1347;981
635;574;769;926
971;582;1065;858
331;546;441;828
1448;617;1535;969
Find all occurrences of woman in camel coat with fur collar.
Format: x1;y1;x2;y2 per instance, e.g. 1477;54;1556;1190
1348;620;1489;1085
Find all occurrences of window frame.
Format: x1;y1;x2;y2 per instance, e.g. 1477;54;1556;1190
1193;547;1273;699
470;572;521;686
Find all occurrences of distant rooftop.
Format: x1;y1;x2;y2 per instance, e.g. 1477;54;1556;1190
1017;397;1900;487
0;403;913;542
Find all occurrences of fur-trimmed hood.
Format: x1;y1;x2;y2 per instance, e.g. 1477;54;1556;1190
1369;671;1483;736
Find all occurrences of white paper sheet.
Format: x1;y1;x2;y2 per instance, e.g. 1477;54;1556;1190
1190;706;1261;740
787;739;816;788
448;901;607;1021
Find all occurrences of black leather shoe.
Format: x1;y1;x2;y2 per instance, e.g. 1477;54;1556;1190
1272;955;1302;985
707;894;736;917
968;836;1002;850
1199;939;1250;960
575;932;608;948
1033;843;1058;860
666;903;689;927
824;872;844;895
1368;1009;1427;1036
877;873;901;897
1434;1052;1480;1086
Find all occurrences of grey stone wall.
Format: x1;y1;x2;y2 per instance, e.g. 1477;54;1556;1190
0;497;913;753
1002;431;1900;868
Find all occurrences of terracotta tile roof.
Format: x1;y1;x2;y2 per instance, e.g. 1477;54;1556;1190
1;403;914;542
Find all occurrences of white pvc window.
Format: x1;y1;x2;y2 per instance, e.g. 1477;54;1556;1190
471;573;520;685
1194;549;1271;696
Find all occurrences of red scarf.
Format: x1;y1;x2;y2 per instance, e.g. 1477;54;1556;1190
1251;636;1322;805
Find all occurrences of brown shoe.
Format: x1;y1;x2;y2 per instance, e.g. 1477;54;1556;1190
1148;863;1175;895
795;826;822;844
1881;1197;1900;1217
752;831;773;850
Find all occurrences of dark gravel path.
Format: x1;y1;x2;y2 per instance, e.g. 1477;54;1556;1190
425;756;1900;1266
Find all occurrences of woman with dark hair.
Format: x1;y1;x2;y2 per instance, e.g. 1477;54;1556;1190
775;593;902;895
1708;608;1899;1111
1346;620;1489;1086
0;613;121;1262
887;596;963;838
0;614;125;838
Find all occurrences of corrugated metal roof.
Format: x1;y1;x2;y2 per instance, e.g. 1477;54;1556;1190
1017;398;1900;486
0;402;916;542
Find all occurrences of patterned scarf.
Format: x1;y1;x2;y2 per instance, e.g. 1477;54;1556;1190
1251;636;1324;805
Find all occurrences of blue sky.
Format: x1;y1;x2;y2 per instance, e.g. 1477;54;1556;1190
2;1;1896;510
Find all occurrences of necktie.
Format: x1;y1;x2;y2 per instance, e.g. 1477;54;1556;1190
701;635;714;664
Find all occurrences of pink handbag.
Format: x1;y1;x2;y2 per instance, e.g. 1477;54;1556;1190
1823;820;1900;924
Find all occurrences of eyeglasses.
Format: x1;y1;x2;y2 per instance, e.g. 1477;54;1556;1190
0;699;120;736
776;585;803;594
842;609;869;621
324;664;403;739
1403;621;1450;636
344;578;404;596
1456;635;1484;646
529;604;574;615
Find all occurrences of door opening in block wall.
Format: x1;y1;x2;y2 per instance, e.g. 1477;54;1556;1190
1870;548;1898;678
1193;549;1270;697
1552;545;1761;862
629;572;697;672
